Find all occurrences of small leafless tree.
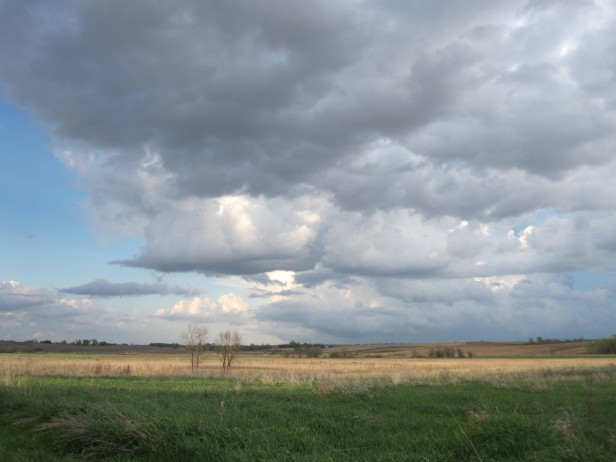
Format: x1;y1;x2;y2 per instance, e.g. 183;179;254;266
181;324;208;370
217;329;241;371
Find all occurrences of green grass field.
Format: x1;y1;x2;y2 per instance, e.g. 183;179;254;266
2;366;616;461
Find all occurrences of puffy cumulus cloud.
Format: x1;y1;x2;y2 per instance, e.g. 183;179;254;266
59;278;202;297
155;293;250;324
318;207;616;280
116;194;325;275
2;1;616;341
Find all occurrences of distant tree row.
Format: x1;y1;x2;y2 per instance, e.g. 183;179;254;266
242;343;273;351
284;340;325;358
528;336;587;344
71;339;114;346
149;342;182;349
428;347;474;358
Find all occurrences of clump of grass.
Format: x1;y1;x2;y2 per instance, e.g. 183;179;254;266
34;398;224;460
39;407;161;459
553;413;575;440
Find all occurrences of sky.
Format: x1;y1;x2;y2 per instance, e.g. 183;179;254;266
1;0;615;345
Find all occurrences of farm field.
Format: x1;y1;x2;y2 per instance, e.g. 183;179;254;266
0;340;592;356
1;353;616;382
1;352;616;461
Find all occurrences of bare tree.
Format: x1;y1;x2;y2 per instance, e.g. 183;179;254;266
181;324;208;370
217;329;241;371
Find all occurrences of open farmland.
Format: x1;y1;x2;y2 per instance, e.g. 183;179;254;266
1;350;616;461
0;339;592;356
331;340;591;357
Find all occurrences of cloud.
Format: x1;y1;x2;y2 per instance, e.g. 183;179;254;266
0;279;162;342
114;194;324;275
0;280;56;312
256;273;615;343
155;294;250;325
3;1;614;203
0;279;94;329
1;1;616;341
59;278;202;297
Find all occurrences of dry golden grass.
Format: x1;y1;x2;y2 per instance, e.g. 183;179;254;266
1;353;614;386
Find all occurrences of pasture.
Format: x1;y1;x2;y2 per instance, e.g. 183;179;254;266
1;351;615;461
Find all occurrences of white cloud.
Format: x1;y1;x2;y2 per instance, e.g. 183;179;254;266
116;194;325;274
155;293;250;324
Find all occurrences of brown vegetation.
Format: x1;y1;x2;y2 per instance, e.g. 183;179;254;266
217;329;241;370
1;353;614;385
181;324;208;369
0;339;592;356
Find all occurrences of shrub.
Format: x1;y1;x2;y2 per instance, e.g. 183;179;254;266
305;346;323;358
428;347;457;358
329;351;351;358
586;336;616;354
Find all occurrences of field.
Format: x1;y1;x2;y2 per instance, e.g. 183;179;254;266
1;349;616;461
0;340;592;356
1;353;615;382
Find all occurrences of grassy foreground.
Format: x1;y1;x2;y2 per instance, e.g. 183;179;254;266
1;367;616;461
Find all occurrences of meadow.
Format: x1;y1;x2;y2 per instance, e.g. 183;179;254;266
1;352;615;382
1;352;616;461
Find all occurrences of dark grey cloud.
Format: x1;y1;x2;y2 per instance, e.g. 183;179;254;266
59;279;202;297
2;0;613;207
0;0;369;198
